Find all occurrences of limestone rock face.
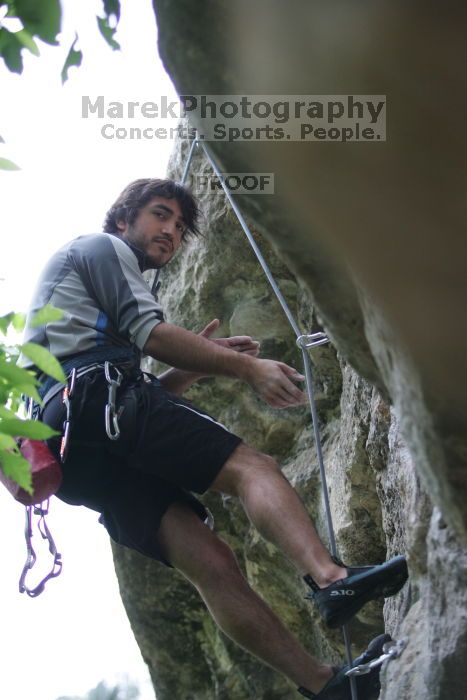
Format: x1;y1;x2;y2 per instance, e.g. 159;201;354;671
111;3;467;699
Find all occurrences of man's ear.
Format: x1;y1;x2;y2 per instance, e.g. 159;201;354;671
116;219;127;234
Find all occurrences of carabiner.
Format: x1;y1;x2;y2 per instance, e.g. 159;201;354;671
346;639;407;677
104;362;123;441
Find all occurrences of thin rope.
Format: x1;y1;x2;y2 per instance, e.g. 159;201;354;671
200;146;302;337
199;140;338;551
182;136;357;699
181;137;198;185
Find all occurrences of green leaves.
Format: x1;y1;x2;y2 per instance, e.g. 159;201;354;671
1;0;123;169
97;0;122;51
0;0;58;72
0;311;25;333
30;303;63;327
14;27;40;55
0;26;26;73
0;308;64;493
0;0;122;80
96;16;120;51
20;342;66;383
14;0;61;45
0;417;58;439
0;0;60;75
10;311;26;331
0;361;42;409
61;33;82;84
0;450;32;492
0;432;16;449
103;0;121;22
0;156;20;170
0;133;20;170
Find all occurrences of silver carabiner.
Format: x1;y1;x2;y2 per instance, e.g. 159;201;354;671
346;639;407;677
104;362;123;441
296;332;330;349
105;404;121;440
60;367;77;463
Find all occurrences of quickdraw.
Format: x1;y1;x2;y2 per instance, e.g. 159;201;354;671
18;500;63;597
104;361;123;440
60;367;77;463
17;361;125;596
296;332;330;349
16;369;76;596
346;638;407;677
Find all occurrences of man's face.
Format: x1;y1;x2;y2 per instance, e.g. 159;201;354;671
117;196;186;269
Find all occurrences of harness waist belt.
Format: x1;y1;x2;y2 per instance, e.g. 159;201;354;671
40;363;109;408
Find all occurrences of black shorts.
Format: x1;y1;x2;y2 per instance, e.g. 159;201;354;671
43;369;242;566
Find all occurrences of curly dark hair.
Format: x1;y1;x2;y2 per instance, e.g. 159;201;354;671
103;178;200;239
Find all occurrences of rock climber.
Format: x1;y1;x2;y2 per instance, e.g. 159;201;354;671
22;178;408;699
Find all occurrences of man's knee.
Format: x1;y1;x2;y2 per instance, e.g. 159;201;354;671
188;537;244;590
210;443;281;496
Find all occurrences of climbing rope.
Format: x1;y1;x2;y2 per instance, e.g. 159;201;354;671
179;135;359;699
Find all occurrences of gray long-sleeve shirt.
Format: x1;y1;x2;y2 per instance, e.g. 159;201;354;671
21;233;164;369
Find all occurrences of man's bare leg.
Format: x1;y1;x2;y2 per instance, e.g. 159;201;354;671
156;501;333;694
210;443;346;587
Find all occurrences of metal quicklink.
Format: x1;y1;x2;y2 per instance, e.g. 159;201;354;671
346;639;407;677
19;500;63;597
296;332;330;349
104;361;123;440
60;367;77;463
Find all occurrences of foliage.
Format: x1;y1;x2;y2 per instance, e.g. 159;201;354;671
0;155;20;170
56;679;140;700
0;0;121;168
0;305;65;493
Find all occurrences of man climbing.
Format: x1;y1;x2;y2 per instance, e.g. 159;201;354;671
22;178;408;699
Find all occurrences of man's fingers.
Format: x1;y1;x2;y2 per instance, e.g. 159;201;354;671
266;393;291;409
236;345;259;354
232;341;260;353
227;337;261;355
199;318;220;338
279;362;305;382
244;346;260;357
278;375;307;404
275;389;299;407
267;391;305;409
251;359;307;408
206;333;261;356
227;335;257;347
264;379;307;408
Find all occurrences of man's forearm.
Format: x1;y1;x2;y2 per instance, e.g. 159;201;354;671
144;321;307;410
157;366;205;395
144;322;256;381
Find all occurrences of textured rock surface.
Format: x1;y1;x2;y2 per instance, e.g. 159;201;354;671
112;3;467;698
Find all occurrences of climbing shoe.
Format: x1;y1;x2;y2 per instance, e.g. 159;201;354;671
304;555;408;628
297;633;392;699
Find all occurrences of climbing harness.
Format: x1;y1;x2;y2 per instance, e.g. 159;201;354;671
346;638;407;677
18;500;63;597
179;133;367;699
